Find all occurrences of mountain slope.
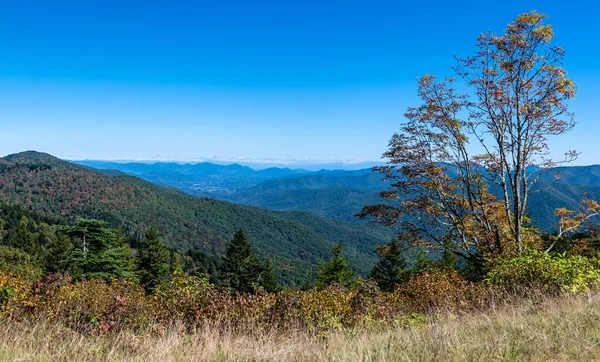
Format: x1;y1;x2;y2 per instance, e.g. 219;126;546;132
213;165;600;233
0;152;387;284
211;172;386;222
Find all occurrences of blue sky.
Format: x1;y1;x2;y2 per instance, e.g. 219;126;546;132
0;0;598;164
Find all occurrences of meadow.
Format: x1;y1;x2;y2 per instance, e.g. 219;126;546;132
1;292;599;361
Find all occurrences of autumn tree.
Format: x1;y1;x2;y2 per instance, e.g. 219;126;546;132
360;12;582;265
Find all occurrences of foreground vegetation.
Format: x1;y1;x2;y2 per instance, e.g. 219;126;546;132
1;292;600;361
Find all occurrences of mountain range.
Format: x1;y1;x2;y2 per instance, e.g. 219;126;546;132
74;158;600;233
0;151;391;285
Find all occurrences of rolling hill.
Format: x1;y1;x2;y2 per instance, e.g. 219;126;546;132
0;151;390;285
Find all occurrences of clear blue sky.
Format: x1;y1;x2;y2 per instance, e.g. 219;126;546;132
0;0;598;163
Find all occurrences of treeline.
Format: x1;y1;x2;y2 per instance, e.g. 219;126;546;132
0;204;220;290
0;201;380;294
0;202;405;294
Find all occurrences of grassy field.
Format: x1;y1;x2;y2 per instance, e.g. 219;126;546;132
2;293;600;361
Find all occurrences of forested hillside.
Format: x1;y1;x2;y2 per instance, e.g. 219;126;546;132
77;157;600;233
0;151;388;284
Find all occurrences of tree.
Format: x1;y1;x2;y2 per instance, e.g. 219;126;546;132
62;219;135;281
360;12;582;265
219;229;262;293
315;242;355;288
137;225;170;292
0;245;42;279
258;258;281;293
369;238;407;292
60;218;114;255
10;216;38;257
168;249;184;275
45;233;71;273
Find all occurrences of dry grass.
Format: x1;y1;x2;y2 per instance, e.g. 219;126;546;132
2;293;600;361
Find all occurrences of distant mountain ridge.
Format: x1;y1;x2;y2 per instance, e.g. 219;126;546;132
72;157;600;232
72;159;373;194
219;164;600;232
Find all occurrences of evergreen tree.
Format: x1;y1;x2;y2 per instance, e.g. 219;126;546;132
10;216;38;257
258;258;281;293
439;248;458;270
136;225;170;292
315;242;355;288
169;248;184;275
369;238;407;292
45;233;71;273
219;229;261;293
411;247;435;275
63;219;135;281
0;245;42;279
61;218;114;255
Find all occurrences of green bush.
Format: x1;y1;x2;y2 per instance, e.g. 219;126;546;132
486;250;600;294
0;245;42;280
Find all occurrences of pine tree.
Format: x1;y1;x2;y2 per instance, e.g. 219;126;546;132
369;238;407;292
61;218;114;255
439;248;458;270
315;242;355;288
62;219;135;281
45;233;71;273
10;216;38;257
137;225;170;292
168;249;184;275
219;229;261;293
411;247;435;275
258;258;281;293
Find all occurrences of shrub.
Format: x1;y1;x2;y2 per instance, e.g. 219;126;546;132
30;277;151;334
395;269;490;312
486;250;600;295
0;272;31;315
0;245;42;280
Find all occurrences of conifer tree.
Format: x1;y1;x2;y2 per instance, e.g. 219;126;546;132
315;242;355;288
259;258;281;293
219;229;261;293
137;225;170;292
168;249;184;275
63;219;135;281
439;248;458;270
369;238;407;292
11;216;38;257
45;233;71;273
61;218;114;255
411;247;435;275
